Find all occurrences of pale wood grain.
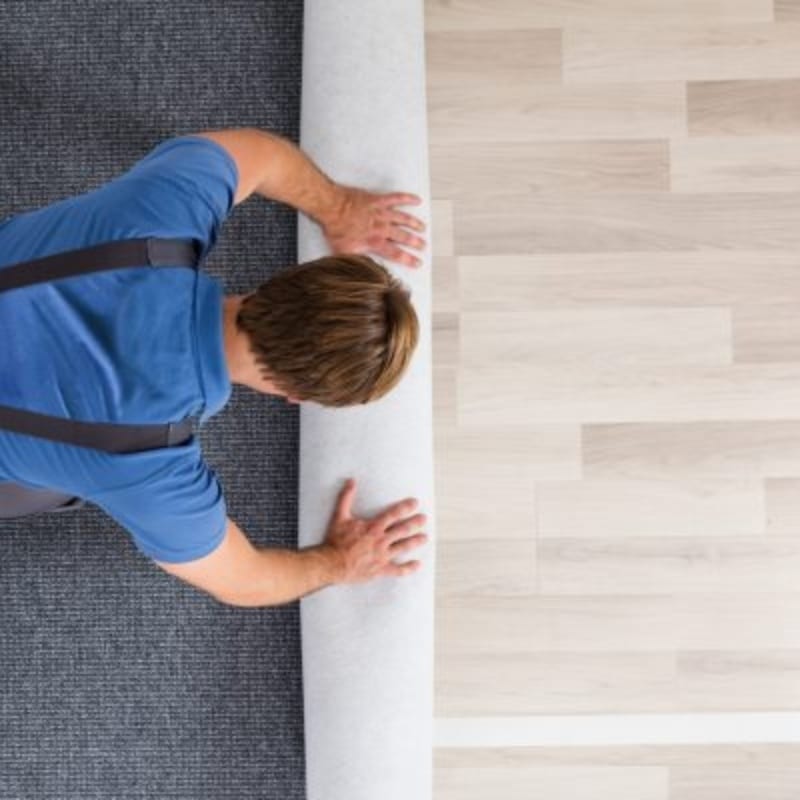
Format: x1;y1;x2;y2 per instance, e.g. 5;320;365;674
425;0;774;31
677;651;800;711
671;136;800;192
670;766;800;800
776;0;800;23
431;198;454;256
434;744;800;768
433;311;458;367
688;79;800;135
461;362;800;426
425;29;561;90
455;192;800;255
432;256;459;314
733;304;800;362
436;650;677;714
458;253;800;311
564;23;800;83
430;140;669;199
582;422;800;479
537;479;765;537
435;539;536;596
461;309;732;369
433;426;575;539
435;764;669;800
433;367;458;438
765;478;800;535
428;82;686;144
426;0;800;776
537;536;800;594
436;594;800;655
435;649;800;714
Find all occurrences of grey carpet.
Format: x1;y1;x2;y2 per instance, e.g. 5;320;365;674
0;2;305;798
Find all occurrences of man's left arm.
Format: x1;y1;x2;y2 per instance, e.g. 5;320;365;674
194;127;427;268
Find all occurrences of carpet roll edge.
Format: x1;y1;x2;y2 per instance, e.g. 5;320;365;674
297;2;435;799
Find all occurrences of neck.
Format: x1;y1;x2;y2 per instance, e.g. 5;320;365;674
221;294;299;403
222;294;249;387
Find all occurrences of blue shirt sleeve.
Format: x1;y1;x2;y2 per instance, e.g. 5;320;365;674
88;440;228;563
0;134;240;266
89;134;240;260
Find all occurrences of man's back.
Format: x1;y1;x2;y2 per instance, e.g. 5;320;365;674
0;136;239;562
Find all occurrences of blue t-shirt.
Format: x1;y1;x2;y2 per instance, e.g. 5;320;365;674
0;135;241;562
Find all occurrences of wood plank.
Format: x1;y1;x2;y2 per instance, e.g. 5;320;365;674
425;0;773;31
425;29;561;90
428;82;686;144
537;536;800;594
434;744;800;767
671;766;800;799
430;141;669;199
435;650;800;714
461;309;732;369
458;253;800;311
431;198;454;256
436;593;800;654
765;478;800;535
434;764;668;800
733;305;800;363
776;0;800;22
436;650;677;714
436;539;536;596
582;422;800;479
454;192;800;255
537;479;765;537
564;23;800;83
677;651;800;711
688;79;800;136
671;136;800;192
434;426;574;539
460;362;800;426
433;311;458;367
432;256;459;314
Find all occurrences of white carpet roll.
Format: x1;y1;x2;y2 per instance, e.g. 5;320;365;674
297;1;435;799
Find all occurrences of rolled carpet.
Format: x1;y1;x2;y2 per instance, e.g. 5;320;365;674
297;2;436;799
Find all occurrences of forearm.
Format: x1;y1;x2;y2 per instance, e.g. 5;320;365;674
250;128;345;226
224;543;341;608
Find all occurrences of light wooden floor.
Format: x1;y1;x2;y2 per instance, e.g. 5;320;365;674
426;1;800;797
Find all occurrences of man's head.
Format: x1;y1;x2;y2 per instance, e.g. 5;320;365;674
222;254;419;406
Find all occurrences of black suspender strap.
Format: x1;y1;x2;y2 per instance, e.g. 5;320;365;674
0;406;193;453
0;237;200;294
0;237;203;454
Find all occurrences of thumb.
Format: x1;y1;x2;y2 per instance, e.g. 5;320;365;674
336;477;356;522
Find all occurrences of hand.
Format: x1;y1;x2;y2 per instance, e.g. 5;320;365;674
321;477;429;584
322;185;428;269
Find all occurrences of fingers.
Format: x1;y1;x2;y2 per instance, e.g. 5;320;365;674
380;243;422;269
387;531;429;554
375;496;419;530
335;477;356;522
380;559;422;578
389;210;426;233
379;193;422;208
385;512;427;541
388;227;427;252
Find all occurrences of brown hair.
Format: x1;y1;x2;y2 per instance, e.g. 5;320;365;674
235;254;419;407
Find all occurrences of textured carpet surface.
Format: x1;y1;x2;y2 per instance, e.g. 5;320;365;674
0;3;305;798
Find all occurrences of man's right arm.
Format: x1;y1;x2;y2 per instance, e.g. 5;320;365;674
154;516;341;607
153;478;428;607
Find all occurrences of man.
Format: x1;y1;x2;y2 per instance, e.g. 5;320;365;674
0;127;429;607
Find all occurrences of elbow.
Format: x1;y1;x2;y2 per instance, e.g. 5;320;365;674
210;588;268;609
